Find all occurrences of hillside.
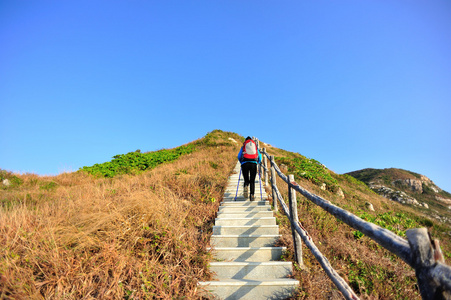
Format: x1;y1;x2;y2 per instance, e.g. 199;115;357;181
258;144;451;299
0;130;242;299
346;168;451;225
1;130;450;299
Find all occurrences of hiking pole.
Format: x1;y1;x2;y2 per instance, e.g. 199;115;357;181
234;167;242;201
258;164;263;201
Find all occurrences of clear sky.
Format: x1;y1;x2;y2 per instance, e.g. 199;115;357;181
1;1;450;192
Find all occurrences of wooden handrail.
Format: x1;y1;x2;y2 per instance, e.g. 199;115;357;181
271;176;360;300
259;147;451;300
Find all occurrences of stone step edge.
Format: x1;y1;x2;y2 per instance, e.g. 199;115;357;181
222;199;268;202
219;206;271;209
198;278;300;286
216;213;274;217
215;217;276;221
218;208;271;211
217;211;273;214
209;261;292;266
207;246;286;251
220;201;269;204
211;234;281;238
213;225;278;229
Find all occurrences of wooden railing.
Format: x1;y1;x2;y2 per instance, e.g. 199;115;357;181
257;145;451;300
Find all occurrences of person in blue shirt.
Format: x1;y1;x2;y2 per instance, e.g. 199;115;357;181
237;137;262;201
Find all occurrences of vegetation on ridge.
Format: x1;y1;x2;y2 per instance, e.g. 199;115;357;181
276;156;339;192
80;144;196;177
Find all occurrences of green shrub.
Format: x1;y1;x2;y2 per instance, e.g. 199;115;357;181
342;174;366;187
196;129;242;147
40;181;58;191
81;145;195;177
0;169;23;189
358;211;418;237
276;156;338;192
209;161;219;169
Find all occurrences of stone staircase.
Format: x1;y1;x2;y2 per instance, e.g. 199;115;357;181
198;162;299;299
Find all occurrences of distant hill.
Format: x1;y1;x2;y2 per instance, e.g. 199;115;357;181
346;168;451;224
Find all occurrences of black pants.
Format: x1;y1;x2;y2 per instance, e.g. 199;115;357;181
241;163;257;195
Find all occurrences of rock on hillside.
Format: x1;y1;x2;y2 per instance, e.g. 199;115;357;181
370;184;428;208
346;168;451;224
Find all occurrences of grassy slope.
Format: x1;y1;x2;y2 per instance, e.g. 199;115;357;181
2;131;449;299
0;130;242;299
262;142;450;299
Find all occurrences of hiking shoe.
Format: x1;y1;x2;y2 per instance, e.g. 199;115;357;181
250;194;255;201
243;185;249;199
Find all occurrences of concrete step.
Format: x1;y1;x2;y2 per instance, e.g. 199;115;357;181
211;235;281;247
226;184;265;188
209;247;286;262
214;217;277;226
226;185;266;188
222;196;268;202
218;206;271;213
223;194;268;199
225;188;265;192
220;201;269;206
227;175;260;179
225;193;266;197
217;211;274;219
213;225;279;235
209;261;293;279
225;188;267;192
225;186;265;190
224;189;267;192
221;196;268;203
198;278;299;300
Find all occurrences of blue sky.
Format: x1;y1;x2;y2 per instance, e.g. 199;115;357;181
1;1;450;192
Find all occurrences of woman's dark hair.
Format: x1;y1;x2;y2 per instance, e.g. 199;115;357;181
245;136;252;141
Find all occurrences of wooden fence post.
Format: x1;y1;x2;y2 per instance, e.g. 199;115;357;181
406;228;449;300
270;156;278;213
289;174;303;267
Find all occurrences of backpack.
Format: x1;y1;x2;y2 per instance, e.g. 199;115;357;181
242;139;258;162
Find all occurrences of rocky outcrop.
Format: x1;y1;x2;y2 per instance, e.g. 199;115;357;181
392;175;442;194
421;175;442;192
430;210;451;225
436;196;451;206
398;178;423;193
370;184;429;208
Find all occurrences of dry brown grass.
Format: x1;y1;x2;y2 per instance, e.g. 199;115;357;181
263;144;426;299
0;135;241;299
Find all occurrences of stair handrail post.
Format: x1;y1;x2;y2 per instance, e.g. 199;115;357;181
406;228;451;300
262;148;269;187
270;155;278;213
288;174;303;267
